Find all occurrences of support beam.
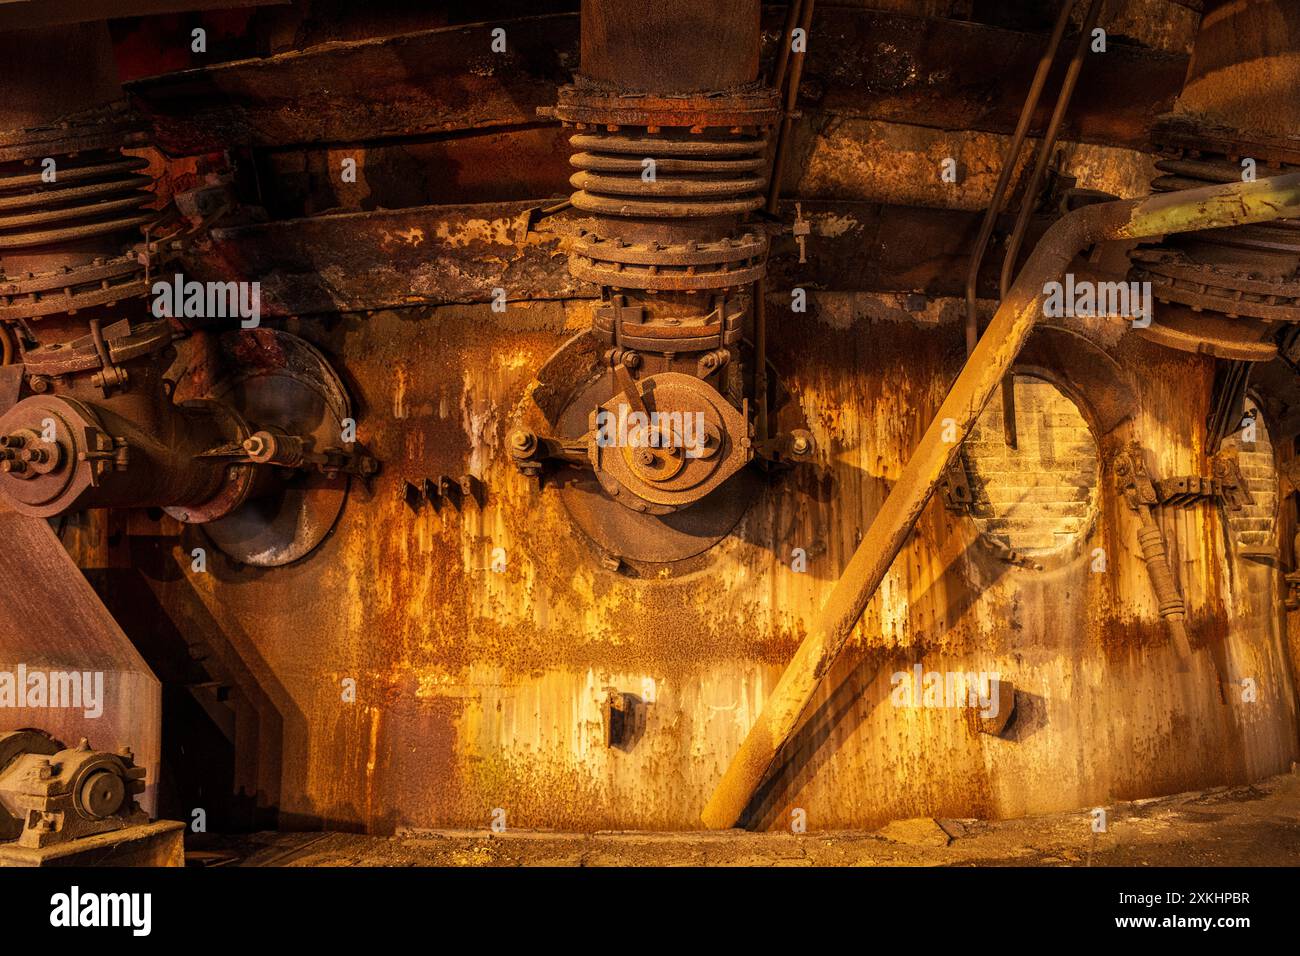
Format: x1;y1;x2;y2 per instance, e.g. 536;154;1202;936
125;9;1185;155
181;199;1046;315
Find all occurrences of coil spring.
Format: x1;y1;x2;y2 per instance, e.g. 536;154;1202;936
568;131;768;218
0;150;154;251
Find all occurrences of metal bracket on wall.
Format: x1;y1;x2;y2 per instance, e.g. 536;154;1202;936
940;457;974;512
401;474;484;514
1151;457;1253;512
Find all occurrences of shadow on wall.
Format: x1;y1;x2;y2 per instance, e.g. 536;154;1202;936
89;534;309;832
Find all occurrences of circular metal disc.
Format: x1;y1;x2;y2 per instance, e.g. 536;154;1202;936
179;329;352;567
555;371;756;564
204;472;350;567
79;770;125;819
560;466;758;564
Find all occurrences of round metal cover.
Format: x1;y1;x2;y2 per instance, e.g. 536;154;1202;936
176;329;352;567
555;369;756;564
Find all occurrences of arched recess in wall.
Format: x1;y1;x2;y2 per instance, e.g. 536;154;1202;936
1220;394;1280;560
963;375;1100;557
958;325;1136;567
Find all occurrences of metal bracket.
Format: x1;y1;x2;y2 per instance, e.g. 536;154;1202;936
1146;455;1253;512
1114;443;1159;511
940;456;975;512
792;201;810;264
751;426;814;464
401;474;484;513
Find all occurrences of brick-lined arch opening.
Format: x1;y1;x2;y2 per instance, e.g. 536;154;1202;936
961;375;1100;556
1222;396;1279;555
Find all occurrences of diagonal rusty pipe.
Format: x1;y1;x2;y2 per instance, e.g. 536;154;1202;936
701;170;1300;830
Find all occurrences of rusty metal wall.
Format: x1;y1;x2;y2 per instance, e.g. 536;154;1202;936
114;291;1297;832
30;0;1296;834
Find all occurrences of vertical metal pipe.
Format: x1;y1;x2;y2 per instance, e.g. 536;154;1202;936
964;0;1077;357
998;0;1105;302
757;0;814;444
995;0;1104;447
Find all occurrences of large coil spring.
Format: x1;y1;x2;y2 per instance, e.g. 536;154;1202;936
568;131;768;219
0;150;153;251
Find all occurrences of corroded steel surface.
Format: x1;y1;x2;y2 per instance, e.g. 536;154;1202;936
703;173;1300;828
123;9;1186;155
181;198;1051;316
1178;0;1300;140
10;0;1300;844
115;289;1299;832
191;202;589;315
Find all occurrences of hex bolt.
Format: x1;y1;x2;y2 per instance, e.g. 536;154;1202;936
242;434;268;458
792;435;812;455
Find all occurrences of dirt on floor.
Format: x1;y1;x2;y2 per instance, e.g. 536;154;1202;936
188;768;1300;867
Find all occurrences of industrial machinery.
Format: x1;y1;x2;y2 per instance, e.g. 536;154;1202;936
2;0;1300;875
0;18;375;566
508;0;816;566
0;731;147;849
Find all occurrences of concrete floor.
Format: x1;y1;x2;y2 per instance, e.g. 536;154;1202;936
190;767;1300;867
